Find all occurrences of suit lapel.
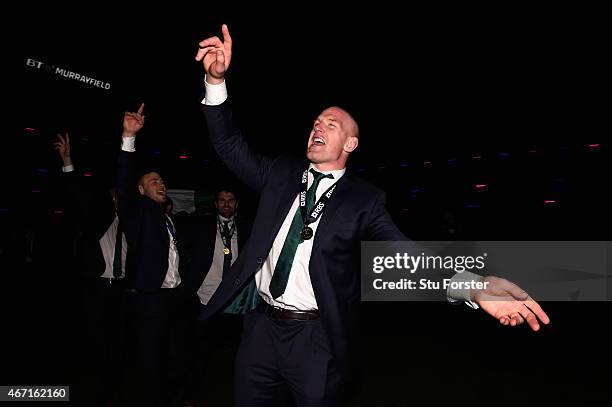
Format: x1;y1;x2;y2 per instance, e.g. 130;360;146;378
203;217;218;279
312;173;353;252
268;164;304;243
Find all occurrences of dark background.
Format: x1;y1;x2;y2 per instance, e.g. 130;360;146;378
5;4;610;405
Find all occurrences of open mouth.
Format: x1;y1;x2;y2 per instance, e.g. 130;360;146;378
313;136;326;145
310;136;326;149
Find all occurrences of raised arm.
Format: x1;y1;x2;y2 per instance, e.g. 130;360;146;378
196;24;273;193
117;103;145;223
54;132;96;217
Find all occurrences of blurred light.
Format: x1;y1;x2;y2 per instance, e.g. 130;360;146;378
447;158;457;165
528;149;537;154
474;184;487;190
31;189;41;193
53;209;64;214
83;172;93;177
153;150;161;155
423;161;432;168
409;187;422;193
498;152;510;159
544;200;558;205
587;143;601;149
377;166;386;170
24;127;35;132
399;162;409;168
200;159;209;165
471;154;482;160
0;208;8;213
178;155;188;159
35;168;48;174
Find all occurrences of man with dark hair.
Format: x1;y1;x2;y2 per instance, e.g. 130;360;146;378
117;103;186;406
184;185;251;405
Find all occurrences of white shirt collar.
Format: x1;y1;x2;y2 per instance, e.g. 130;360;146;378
309;163;346;179
218;214;235;223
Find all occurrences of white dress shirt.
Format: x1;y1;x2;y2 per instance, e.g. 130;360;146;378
256;165;345;310
98;215;127;279
198;215;239;305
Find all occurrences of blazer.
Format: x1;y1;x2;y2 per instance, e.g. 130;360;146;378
62;170;117;279
117;150;182;292
199;101;412;375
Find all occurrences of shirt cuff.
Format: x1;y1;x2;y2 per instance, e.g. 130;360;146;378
61;164;74;173
201;76;228;105
121;137;136;152
447;271;481;309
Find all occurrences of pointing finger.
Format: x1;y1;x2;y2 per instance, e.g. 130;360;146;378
221;24;232;45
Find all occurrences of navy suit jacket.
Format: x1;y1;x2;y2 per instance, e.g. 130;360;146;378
62;170;116;279
117;150;182;292
199;100;419;375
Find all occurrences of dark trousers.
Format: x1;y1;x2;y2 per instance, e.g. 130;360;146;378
235;308;342;407
82;277;127;406
122;285;188;407
185;302;243;404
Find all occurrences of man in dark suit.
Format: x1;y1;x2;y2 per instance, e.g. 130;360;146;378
117;103;185;406
195;25;550;406
184;187;252;405
54;132;126;407
190;187;251;309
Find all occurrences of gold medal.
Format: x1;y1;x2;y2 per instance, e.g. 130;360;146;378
301;226;313;240
223;247;230;255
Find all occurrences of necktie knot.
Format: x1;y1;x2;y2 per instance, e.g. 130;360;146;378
222;219;232;236
306;169;333;213
309;168;333;184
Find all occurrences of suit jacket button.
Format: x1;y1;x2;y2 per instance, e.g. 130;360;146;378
256;257;263;264
233;278;241;287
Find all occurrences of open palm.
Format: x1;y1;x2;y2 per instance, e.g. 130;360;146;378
475;276;550;331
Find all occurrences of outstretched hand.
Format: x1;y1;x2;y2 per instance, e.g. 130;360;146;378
474;276;550;331
195;24;233;83
123;103;145;137
53;132;72;166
